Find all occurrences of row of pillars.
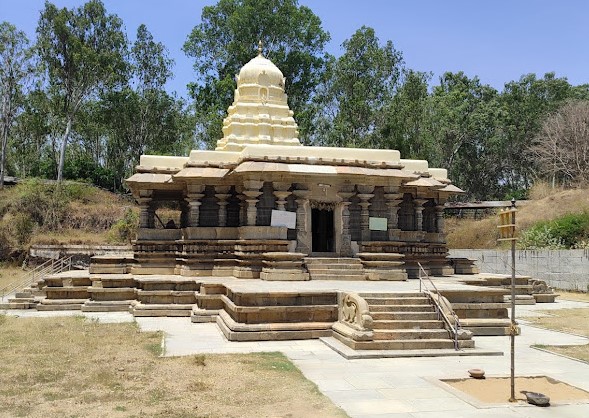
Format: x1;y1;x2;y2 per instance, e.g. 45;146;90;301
137;183;445;237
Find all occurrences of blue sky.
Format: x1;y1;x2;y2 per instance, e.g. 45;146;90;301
2;0;588;98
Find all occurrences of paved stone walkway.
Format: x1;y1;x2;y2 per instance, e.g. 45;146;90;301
3;298;589;417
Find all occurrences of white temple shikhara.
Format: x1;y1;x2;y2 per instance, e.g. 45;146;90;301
126;49;464;281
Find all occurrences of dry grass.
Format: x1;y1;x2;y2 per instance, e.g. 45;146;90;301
29;229;111;246
523;308;589;337
524;308;589;364
540;345;589;363
447;185;589;249
558;291;589;303
0;316;346;418
0;265;26;290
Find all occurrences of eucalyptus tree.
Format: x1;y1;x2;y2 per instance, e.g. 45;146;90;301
314;26;404;148
379;69;432;158
183;0;330;148
427;72;502;199
99;23;192;190
35;0;127;181
0;22;34;189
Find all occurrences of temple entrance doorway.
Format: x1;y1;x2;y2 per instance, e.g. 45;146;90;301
311;208;334;253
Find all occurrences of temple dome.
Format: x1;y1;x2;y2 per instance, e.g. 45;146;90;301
237;54;285;89
215;53;301;152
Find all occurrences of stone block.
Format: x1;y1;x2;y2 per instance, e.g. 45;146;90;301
365;270;407;281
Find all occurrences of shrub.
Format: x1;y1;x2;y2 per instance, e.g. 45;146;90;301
519;212;589;249
108;208;139;244
518;225;566;250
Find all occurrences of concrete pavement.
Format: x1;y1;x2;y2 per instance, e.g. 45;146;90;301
3;298;589;417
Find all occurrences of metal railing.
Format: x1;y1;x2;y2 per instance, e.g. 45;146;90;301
418;262;462;350
1;256;74;301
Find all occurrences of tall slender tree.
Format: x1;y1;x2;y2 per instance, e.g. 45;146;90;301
36;0;127;181
0;22;33;189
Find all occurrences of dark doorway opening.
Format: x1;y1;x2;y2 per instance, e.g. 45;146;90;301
312;209;334;252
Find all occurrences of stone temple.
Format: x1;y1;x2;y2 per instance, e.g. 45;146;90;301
125;50;465;282
6;50;556;355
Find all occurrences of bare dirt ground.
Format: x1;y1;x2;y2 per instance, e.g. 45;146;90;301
0;315;347;418
444;375;589;404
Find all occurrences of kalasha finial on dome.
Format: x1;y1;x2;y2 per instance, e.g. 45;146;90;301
257;40;263;56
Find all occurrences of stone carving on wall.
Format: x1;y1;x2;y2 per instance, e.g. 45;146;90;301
309;201;337;211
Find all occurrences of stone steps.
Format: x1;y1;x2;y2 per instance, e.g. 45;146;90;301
340;337;473;351
504;294;537;305
360;292;423;298
304;257;363;265
306;268;365;276
373;329;450;340
371;320;444;330
304;257;366;281
363;296;429;305
82;300;134;312
0;302;31;309
37;298;86;311
131;302;194;317
370;304;435;313
331;292;475;352
371;311;439;321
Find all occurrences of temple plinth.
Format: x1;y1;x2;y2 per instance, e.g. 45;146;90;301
126;52;464;280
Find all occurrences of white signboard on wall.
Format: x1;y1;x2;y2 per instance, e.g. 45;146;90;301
369;217;388;231
271;210;297;229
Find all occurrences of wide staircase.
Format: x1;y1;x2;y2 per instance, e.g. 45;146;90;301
304;257;365;281
361;292;469;350
331;292;475;354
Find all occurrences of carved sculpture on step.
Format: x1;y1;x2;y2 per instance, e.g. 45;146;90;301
332;292;374;342
530;279;552;294
340;293;373;330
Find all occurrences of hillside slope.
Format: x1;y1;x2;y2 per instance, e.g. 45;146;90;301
447;186;589;249
0;180;136;261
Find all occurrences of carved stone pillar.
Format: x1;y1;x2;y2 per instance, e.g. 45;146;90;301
384;192;403;241
235;186;246;226
180;199;189;228
357;185;374;241
414;199;428;231
273;182;292;211
138;198;152;228
186;185;204;227
293;189;310;254
435;205;445;234
215;186;231;227
243;180;263;226
338;190;355;257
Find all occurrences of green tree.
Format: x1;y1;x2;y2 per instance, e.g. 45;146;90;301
35;0;127;181
499;73;575;193
98;24;191;190
183;0;330;148
0;22;34;189
9;88;56;178
379;69;432;158
427;72;502;199
314;26;404;148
